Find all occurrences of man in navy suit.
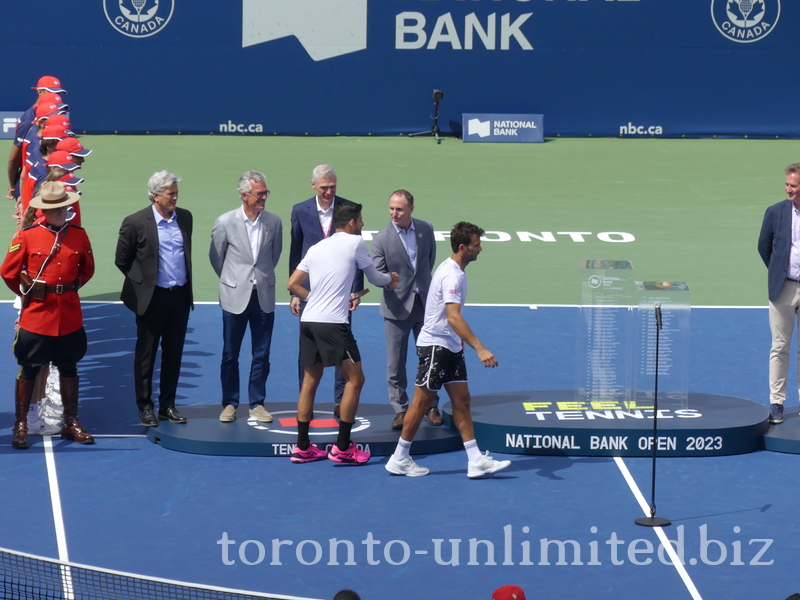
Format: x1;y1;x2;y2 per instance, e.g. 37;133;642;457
758;163;800;425
116;170;193;427
289;165;362;415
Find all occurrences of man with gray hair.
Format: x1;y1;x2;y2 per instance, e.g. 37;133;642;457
116;170;193;427
289;164;363;417
210;171;282;423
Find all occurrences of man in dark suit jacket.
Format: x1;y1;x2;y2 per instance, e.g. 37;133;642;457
115;170;193;427
372;190;439;429
758;162;800;425
289;164;362;414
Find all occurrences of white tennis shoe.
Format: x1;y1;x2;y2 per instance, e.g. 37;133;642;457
467;452;511;478
385;455;430;477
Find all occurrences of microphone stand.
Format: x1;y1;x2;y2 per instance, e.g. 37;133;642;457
635;302;671;528
409;98;455;145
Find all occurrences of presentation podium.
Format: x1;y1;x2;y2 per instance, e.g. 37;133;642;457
144;263;771;458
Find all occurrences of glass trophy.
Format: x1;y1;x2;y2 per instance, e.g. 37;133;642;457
633;281;691;409
577;260;635;403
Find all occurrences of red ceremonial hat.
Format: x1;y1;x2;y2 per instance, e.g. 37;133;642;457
37;92;69;111
41;125;74;141
46;114;71;130
492;585;526;600
45;151;80;172
33;76;66;93
56;137;91;157
34;102;64;122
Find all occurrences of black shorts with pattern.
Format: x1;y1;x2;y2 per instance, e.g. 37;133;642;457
415;345;467;391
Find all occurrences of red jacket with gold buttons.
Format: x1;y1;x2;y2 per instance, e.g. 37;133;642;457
0;223;94;336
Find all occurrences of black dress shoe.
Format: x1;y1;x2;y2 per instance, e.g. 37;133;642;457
158;406;187;424
333;404;341;419
140;408;158;427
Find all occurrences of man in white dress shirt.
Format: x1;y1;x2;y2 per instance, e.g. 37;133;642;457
210;170;282;423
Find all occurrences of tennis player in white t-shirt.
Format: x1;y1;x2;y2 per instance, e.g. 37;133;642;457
386;221;511;478
287;200;398;465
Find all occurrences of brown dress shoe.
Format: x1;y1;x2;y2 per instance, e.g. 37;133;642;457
391;411;405;429
61;418;95;444
426;407;443;426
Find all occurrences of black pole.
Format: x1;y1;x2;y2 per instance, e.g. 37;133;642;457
409;91;455;143
635;302;671;528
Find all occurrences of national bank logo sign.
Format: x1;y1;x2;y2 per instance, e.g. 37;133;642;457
711;0;780;43
104;0;175;38
242;0;368;62
463;113;544;144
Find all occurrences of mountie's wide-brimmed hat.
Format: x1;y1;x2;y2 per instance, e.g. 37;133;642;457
29;181;80;210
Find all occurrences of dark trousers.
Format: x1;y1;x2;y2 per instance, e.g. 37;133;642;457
221;289;275;408
134;285;190;412
297;300;346;403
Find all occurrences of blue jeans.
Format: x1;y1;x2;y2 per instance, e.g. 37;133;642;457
221;290;275;408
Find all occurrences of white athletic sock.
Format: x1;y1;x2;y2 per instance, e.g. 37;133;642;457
393;438;412;461
464;439;482;464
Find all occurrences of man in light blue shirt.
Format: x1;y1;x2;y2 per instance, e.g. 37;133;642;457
116;170;193;427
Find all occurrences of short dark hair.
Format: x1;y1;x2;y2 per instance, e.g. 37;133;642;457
450;221;484;252
334;200;362;229
333;591;361;600
39;138;59;156
390;189;414;206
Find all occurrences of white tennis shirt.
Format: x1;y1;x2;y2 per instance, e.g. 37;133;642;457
417;257;467;353
298;232;390;323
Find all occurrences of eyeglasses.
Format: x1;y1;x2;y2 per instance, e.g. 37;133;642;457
247;190;270;199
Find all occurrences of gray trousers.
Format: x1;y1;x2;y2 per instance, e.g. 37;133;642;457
384;295;438;413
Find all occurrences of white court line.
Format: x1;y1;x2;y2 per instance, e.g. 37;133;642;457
37;435;319;600
614;456;703;600
12;300;764;309
43;436;75;599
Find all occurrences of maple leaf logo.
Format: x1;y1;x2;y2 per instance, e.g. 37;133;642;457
727;0;765;25
119;0;160;22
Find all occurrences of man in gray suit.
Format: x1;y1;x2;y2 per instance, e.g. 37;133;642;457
209;170;283;423
372;190;439;429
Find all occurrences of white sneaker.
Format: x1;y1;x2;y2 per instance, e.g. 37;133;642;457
467;451;511;478
385;455;430;477
219;405;237;422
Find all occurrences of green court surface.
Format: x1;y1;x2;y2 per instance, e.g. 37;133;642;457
7;135;798;306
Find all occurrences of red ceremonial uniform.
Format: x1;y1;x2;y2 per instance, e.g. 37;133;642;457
0;223;94;336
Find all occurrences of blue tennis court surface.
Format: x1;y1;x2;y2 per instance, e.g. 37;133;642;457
0;302;796;600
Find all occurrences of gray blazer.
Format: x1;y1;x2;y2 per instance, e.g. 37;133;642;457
372;218;436;320
209;207;283;314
